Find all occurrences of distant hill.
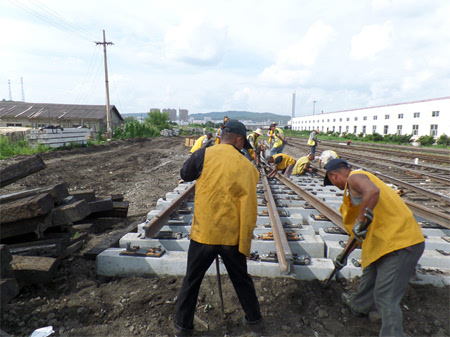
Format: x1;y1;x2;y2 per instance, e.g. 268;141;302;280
121;110;291;123
189;111;290;123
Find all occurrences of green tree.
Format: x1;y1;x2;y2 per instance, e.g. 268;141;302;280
145;110;169;130
436;134;449;146
123;116;136;123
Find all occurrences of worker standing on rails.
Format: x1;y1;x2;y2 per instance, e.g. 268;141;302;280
318;149;338;168
215;124;224;145
244;128;263;163
174;119;263;337
308;129;320;155
323;159;425;337
266;153;296;178
267;122;286;155
292;154;316;175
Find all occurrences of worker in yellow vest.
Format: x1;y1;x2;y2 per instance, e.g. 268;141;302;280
266;153;296;178
245;128;263;162
324;159;424;337
268;122;285;155
292;154;315;175
189;133;213;153
307;129;320;155
215;124;224;145
175;119;263;336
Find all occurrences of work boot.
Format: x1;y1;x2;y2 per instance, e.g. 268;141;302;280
242;317;263;337
341;292;365;318
173;324;195;336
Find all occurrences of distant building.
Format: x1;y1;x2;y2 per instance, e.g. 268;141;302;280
189;117;194;124
179;109;189;122
163;108;177;121
150;108;160;113
204;117;212;123
291;97;450;139
0;101;123;132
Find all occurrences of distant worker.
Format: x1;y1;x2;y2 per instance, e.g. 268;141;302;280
215;124;224;145
308;129;320;155
244;128;263;163
223;115;229;125
200;132;214;149
293;154;316;175
202;127;206;135
266;153;296;178
268;122;285;155
319;150;338;169
174;119;263;337
189;133;213;153
324;159;425;337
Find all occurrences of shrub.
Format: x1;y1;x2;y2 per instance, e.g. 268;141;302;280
436;134;450;146
417;135;435;146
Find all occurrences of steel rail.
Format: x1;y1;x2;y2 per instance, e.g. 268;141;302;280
274;173;346;231
261;172;293;274
144;182;196;238
312;166;450;226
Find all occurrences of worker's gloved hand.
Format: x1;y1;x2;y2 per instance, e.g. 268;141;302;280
334;251;347;270
352;219;367;243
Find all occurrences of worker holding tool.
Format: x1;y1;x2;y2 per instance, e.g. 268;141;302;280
292;154;316;175
268;122;286;155
174;119;263;337
266;153;296;178
243;128;263;163
323;159;425;337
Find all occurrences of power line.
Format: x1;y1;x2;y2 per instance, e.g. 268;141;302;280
74;45;102;104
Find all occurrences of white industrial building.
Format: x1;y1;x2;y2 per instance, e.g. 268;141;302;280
291;97;450;139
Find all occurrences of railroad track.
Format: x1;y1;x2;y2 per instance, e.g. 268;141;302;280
286;138;450;212
287;137;450;165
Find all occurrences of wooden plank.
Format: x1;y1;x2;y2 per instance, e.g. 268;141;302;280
84;220;139;260
89;198;114;213
94;201;129;218
0;183;69;205
0;245;13;273
0;216;43;240
7;236;70;257
0;278;20;307
69;189;96;202
0;155;46;187
52;199;91;226
11;255;59;285
0;193;54;224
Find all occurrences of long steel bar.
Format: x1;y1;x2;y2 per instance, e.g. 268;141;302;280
275;173;345;231
404;201;450;229
144;183;196;238
261;173;293;274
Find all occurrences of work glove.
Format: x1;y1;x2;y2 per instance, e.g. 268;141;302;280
352;219;368;243
334;251;347;270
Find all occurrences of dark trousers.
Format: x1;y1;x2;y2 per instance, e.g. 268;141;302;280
174;240;262;332
351;242;424;337
310;145;317;155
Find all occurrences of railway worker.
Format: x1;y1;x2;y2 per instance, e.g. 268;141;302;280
189;133;213;153
308;129;320;155
268;122;286;155
318;149;338;168
266;153;296;178
174;119;263;337
323;158;425;337
215;124;224;145
244;128;263;163
293;154;315;175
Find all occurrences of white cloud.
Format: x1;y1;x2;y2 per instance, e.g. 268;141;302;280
350;22;392;60
164;12;228;65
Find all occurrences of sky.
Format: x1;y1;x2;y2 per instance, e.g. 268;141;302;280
1;0;449;117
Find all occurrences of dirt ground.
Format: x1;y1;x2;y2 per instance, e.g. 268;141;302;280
1;137;449;337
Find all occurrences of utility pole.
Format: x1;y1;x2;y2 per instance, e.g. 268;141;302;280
313;100;316;115
291;92;296;121
95;30;114;138
8;80;12;101
21;77;25;102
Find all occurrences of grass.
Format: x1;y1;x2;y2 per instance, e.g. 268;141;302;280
0;136;52;160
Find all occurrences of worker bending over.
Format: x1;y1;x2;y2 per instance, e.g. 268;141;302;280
174;119;263;337
324;159;424;337
244;128;263;163
292;154;315;175
189;133;213;153
318;150;338;168
266;153;296;178
268;122;285;155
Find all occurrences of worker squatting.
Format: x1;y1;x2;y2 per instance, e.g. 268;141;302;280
176;119;424;337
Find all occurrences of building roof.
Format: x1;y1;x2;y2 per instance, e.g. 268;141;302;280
0;101;123;121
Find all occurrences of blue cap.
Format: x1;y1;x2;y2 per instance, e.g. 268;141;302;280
323;159;350;186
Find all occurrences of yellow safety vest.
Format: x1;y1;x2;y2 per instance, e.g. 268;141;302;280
190;144;260;256
340;171;424;268
247;134;259;159
215;129;221;145
273;127;285;148
293;156;310;175
307;135;315;146
190;135;206;153
273;153;296;170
